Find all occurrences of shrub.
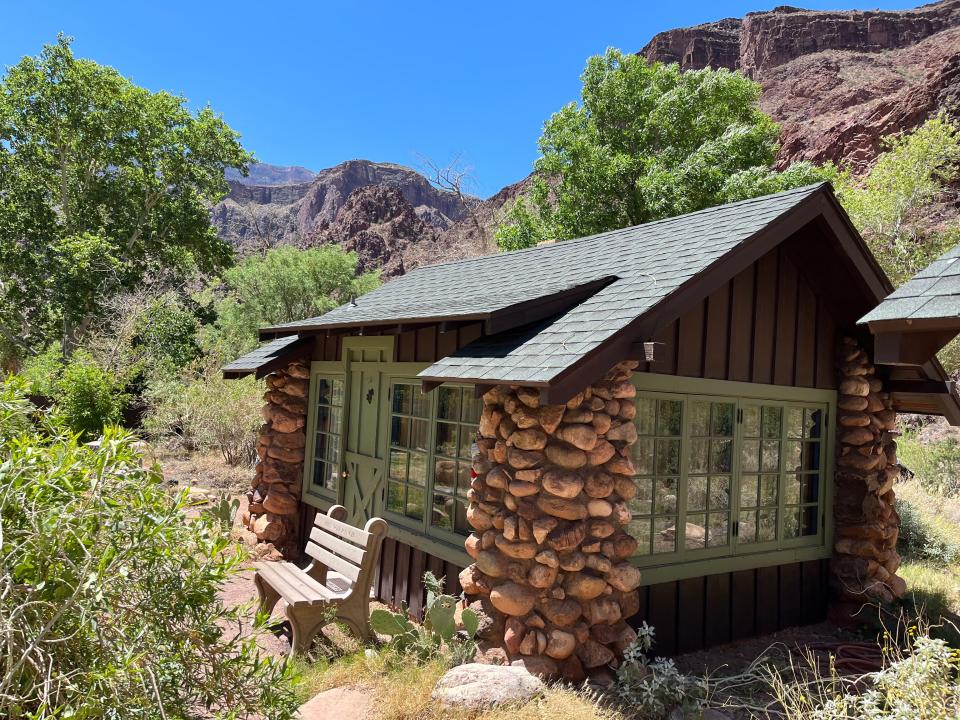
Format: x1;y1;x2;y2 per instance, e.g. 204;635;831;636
765;623;960;719
18;343;64;396
0;379;298;718
898;498;960;565
898;433;960;497
145;368;262;465
54;350;126;439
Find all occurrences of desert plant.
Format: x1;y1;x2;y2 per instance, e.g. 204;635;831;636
369;571;479;665
613;622;707;718
898;498;960;565
0;379;298;718
898;433;960;497
764;621;960;719
145;369;262;465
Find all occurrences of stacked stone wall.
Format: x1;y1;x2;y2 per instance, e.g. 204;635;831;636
243;361;310;557
459;361;643;681
831;337;905;618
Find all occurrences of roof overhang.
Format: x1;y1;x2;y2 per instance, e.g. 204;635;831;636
222;335;313;379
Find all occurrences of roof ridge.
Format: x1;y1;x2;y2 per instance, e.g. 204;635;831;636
405;182;830;274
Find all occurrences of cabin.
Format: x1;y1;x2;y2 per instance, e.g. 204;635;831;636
224;182;960;671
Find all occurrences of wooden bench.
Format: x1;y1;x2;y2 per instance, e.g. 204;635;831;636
253;505;388;656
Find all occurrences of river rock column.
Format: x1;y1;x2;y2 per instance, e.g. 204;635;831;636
830;336;905;620
459;361;643;681
243;360;310;558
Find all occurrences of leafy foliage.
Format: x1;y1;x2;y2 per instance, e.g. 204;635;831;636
144;367;263;465
369;571;478;665
53;350;126;439
203;245;380;361
496;49;832;249
898;498;960;565
613;622;706;718
766;623;960;719
0;36;250;358
0;379;298;719
836;116;960;287
897;432;960;498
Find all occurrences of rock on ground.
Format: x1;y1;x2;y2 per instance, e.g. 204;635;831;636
432;663;544;709
298;687;371;720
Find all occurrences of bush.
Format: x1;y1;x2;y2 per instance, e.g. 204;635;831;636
898;433;960;497
765;622;960;719
0;379;298;718
145;368;262;465
18;343;64;396
898;498;960;565
54;350;126;439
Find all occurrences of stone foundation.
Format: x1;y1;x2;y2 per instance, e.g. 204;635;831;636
459;361;643;681
243;361;310;557
830;336;905;619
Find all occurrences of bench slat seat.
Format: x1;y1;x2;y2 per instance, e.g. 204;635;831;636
253;505;388;656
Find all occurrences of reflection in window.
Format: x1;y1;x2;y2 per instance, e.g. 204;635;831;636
386;382;478;539
630;397;682;555
388;382;430;521
630;390;827;561
312;376;344;497
685;400;733;550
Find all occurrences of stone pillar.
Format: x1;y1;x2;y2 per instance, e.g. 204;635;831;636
830;336;905;620
459;361;643;681
244;360;310;558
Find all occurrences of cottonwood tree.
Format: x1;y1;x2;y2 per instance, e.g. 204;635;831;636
417;153;491;250
497;49;828;249
0;36;251;359
835;115;960;286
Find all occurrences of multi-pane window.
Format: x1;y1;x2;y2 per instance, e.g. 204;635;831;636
311;376;344;498
629;390;828;563
387;381;479;541
387;383;430;521
432;386;481;535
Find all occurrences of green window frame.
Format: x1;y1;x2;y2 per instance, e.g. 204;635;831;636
302;364;346;504
628;374;835;584
385;379;481;546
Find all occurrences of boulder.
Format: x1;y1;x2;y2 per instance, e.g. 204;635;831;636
545;442;588;469
541;469;584;499
432;663;544;709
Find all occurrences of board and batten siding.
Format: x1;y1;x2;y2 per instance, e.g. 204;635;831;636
298;244;837;653
639;246;838;391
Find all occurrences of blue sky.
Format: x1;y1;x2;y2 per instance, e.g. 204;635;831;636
3;1;914;197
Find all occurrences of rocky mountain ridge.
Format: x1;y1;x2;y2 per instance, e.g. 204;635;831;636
212;1;960;276
640;1;960;169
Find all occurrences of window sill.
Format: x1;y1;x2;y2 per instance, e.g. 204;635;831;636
634;544;831;586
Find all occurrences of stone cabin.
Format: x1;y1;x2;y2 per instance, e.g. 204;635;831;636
224;182;960;674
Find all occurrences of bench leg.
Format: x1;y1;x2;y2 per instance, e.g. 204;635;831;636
254;572;281;619
285;603;331;658
336;600;371;643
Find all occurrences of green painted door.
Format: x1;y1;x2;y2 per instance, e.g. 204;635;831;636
341;340;392;526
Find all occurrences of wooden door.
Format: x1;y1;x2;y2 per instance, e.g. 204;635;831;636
341;340;392;526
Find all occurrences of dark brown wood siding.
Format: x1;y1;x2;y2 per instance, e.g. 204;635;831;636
365;535;829;658
309;321;486;365
630;559;830;656
635;246;839;390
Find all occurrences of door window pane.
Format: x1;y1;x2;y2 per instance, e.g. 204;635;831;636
311;375;344;497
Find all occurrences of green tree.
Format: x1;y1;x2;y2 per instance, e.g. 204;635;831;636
835;116;960;286
203;245;380;361
497;49;830;250
0;36;251;359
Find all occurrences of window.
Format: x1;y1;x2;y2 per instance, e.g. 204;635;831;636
387;381;480;541
629;388;829;565
309;375;344;499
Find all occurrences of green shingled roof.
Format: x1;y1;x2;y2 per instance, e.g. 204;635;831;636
256;183;830;386
222;335;305;378
860;245;960;325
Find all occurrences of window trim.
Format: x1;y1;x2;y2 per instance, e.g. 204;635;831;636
630;372;836;583
301;361;347;506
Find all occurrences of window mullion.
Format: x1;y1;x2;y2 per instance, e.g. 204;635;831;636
731;398;743;554
776;401;788;550
677;396;690;564
424;386;439;537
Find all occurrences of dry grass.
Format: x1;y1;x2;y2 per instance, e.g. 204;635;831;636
291;652;623;720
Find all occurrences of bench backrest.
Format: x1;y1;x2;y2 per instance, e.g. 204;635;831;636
305;505;388;598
